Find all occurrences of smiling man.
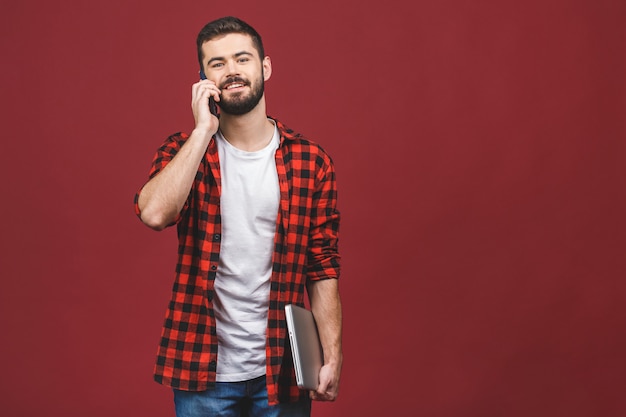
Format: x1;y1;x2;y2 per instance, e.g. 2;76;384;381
134;16;342;417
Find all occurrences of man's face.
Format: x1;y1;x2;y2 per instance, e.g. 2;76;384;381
201;33;271;115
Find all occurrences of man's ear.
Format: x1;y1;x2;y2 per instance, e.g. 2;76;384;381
262;56;272;81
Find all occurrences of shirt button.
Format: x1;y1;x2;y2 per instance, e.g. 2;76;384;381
213;233;221;241
211;265;217;271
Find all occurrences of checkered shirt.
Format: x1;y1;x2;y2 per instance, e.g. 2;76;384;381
134;119;341;405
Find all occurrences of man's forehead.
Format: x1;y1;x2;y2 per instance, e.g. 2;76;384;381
202;33;257;56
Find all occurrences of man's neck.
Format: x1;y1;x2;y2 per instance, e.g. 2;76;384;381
218;100;275;152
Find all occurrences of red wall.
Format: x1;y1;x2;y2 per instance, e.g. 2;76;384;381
1;1;624;416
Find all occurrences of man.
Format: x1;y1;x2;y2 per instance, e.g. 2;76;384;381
134;16;342;417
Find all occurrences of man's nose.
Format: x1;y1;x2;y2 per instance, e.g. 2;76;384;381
226;60;239;76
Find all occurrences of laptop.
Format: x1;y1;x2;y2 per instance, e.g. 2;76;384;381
285;304;323;390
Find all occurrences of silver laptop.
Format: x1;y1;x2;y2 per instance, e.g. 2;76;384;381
285;304;323;390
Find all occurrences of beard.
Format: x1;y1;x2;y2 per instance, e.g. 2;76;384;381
218;75;265;116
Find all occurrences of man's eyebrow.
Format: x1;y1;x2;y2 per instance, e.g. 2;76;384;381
206;51;255;66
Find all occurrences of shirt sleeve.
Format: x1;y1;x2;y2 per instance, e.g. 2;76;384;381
307;149;341;282
133;132;190;225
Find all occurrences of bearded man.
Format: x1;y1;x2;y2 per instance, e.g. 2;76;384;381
134;16;343;417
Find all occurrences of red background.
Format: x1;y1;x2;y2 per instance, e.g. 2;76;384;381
1;0;625;416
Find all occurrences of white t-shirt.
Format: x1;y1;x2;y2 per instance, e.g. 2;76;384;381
213;121;280;382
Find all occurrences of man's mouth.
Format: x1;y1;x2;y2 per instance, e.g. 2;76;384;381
222;78;248;90
225;83;245;90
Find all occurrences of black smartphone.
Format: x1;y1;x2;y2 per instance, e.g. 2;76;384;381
199;70;218;116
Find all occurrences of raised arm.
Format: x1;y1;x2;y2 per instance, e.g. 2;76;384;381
137;80;220;230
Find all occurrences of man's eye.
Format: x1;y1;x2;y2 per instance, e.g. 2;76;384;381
212;63;224;68
238;58;249;63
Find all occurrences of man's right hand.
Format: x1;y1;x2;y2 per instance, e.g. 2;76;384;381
192;80;221;135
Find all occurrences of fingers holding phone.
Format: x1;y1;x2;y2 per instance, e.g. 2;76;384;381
191;78;220;134
200;70;220;117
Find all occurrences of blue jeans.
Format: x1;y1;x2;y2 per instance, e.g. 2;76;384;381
173;375;311;417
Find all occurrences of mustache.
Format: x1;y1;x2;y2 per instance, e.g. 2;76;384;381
220;76;249;89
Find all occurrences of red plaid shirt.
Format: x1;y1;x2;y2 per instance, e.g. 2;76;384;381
134;119;340;404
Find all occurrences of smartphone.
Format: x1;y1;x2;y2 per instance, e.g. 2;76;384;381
199;70;218;116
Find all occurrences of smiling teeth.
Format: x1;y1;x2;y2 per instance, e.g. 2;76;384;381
227;83;244;89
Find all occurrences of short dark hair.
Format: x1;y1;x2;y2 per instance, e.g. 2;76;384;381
196;16;265;69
